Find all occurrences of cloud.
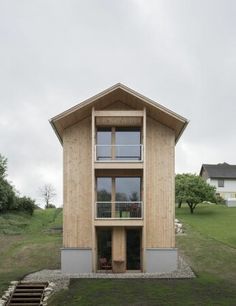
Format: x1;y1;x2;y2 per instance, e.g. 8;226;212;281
0;1;235;205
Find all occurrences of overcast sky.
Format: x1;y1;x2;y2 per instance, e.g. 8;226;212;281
0;0;235;206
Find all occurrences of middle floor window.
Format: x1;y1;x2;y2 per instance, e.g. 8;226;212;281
96;177;142;218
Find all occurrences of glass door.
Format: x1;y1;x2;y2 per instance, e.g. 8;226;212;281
126;229;141;270
97;229;112;270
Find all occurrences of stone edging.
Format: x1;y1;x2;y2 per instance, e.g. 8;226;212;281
0;281;56;306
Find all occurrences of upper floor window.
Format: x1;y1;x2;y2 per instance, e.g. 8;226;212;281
218;179;224;187
97;128;112;160
96;127;142;161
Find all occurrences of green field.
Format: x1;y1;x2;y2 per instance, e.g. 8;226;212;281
0;208;62;294
0;205;236;305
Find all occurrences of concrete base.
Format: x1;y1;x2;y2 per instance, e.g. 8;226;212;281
61;248;92;273
145;248;178;273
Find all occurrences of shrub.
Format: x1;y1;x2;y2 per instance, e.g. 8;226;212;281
215;194;226;205
16;196;35;215
45;203;56;209
0;178;17;213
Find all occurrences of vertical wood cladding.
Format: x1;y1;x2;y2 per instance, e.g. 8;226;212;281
146;116;175;248
63;117;92;248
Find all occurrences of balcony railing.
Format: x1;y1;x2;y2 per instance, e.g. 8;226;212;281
95;201;143;219
95;144;143;162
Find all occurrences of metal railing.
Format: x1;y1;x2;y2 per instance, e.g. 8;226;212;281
95;144;143;162
95;201;143;219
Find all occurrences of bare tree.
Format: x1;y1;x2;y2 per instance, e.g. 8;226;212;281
40;184;56;208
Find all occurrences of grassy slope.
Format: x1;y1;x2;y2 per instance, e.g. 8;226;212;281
48;205;236;306
177;204;236;248
1;205;236;305
0;208;62;295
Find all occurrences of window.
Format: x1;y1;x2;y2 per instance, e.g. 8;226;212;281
115;128;141;160
96;128;112;160
97;177;112;201
218;179;224;187
96;177;112;218
115;177;141;201
96;177;142;218
96;127;142;161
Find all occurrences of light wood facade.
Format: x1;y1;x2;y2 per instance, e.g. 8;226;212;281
51;83;188;273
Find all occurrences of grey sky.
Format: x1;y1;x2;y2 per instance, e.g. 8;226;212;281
0;0;235;206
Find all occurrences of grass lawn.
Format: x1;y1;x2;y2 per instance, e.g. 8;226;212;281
48;204;236;306
0;205;236;305
0;208;62;295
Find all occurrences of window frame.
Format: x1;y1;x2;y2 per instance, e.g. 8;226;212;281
218;179;224;187
95;126;143;161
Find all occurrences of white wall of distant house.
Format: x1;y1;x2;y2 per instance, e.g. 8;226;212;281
207;178;236;199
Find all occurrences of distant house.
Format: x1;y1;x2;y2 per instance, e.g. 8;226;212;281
200;163;236;205
50;83;188;274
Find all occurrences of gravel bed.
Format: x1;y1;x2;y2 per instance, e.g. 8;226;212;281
23;256;195;290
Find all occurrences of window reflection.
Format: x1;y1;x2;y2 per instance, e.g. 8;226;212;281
96;127;141;161
96;128;112;160
115;128;141;160
97;177;112;218
115;177;141;201
96;177;142;219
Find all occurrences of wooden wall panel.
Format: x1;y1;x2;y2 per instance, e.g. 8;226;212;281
96;117;142;127
63;116;92;248
146;116;175;248
112;227;126;261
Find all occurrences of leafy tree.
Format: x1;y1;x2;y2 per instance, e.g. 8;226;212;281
40;184;56;208
16;196;35;215
0;178;16;212
0;153;35;214
215;194;226;205
0;154;7;178
97;189;111;201
129;192;139;201
46;203;56;209
175;173;216;214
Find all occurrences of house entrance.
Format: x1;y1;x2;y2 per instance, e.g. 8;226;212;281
97;229;112;271
126;229;141;270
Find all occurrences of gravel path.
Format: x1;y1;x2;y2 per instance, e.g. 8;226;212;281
24;256;195;291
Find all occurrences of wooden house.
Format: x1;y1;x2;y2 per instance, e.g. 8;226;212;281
50;83;188;273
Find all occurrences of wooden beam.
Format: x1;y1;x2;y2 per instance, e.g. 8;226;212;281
94;110;144;117
91;107;96;272
143;107;147;272
94;162;143;170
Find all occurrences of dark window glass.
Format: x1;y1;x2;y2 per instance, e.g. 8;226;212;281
97;177;112;201
126;229;141;269
115;128;141;160
96;177;112;218
218;179;224;187
115;177;141;218
97;229;112;269
115;177;141;201
96;128;112;160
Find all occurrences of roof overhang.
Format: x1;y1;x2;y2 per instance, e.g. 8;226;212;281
50;83;189;145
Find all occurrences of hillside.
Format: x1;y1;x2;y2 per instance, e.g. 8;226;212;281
0;208;62;295
1;205;236;305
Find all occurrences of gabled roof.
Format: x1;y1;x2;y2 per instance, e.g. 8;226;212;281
200;163;236;179
50;83;188;144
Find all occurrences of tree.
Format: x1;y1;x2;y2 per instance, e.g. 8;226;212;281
0;154;16;212
0;153;35;214
16;196;35;215
0;178;16;212
0;154;7;178
40;184;56;208
175;173;216;214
